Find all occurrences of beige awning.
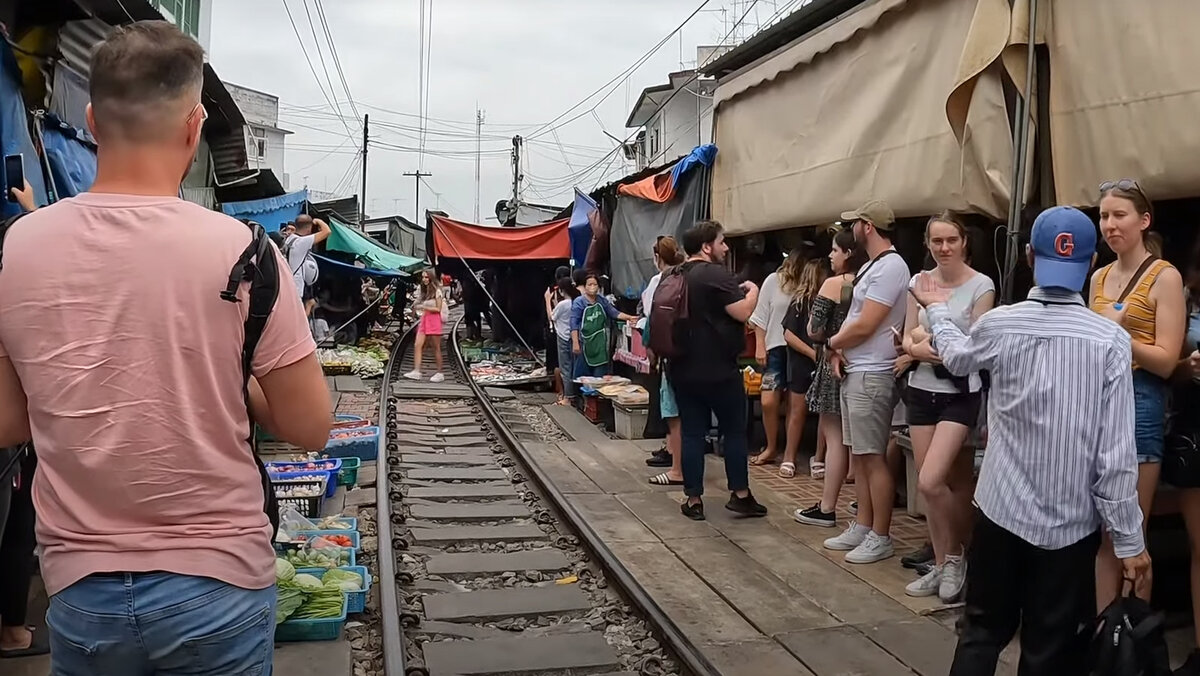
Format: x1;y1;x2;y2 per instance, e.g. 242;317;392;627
1026;0;1200;207
711;0;1013;236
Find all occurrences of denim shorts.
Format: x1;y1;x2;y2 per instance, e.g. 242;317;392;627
1133;368;1167;464
47;572;276;676
761;346;788;392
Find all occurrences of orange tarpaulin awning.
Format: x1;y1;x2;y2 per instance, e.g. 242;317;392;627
616;171;676;203
430;215;570;261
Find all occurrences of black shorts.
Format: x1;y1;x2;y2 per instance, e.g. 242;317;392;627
904;386;981;428
788;350;816;395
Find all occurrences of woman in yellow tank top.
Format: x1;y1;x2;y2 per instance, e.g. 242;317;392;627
1089;179;1186;607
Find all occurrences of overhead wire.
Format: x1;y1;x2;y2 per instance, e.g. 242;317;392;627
279;0;358;144
313;0;362;122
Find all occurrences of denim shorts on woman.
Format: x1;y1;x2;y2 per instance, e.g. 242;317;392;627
1133;368;1167;464
761;346;788;392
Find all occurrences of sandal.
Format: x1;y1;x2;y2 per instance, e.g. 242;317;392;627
810;459;825;479
779;462;796;478
648;472;684;486
749;451;778;466
0;626;49;659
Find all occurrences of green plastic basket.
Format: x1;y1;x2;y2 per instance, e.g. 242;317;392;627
337;457;361;487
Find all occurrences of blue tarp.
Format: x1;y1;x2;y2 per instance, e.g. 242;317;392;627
0;44;47;218
220;189;309;232
568;188;597;267
41;115;97;199
314;254;409;278
669;144;717;190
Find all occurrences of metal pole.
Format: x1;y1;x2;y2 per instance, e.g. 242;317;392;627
403;170;432;225
474;108;484;223
1001;0;1039;304
360;114;369;228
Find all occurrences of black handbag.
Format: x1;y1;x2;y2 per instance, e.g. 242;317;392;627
1164;410;1200;488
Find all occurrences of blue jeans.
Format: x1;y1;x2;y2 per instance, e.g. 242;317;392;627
676;376;749;498
557;336;575;399
1133;368;1167;464
47;572;276;676
573;353;610;381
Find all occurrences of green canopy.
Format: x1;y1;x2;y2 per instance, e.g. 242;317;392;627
325;218;425;273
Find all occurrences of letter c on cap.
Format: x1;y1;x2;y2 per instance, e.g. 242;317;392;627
1055;233;1075;256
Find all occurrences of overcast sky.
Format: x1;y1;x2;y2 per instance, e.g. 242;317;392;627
207;0;792;222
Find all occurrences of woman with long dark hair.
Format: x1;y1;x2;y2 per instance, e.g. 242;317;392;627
1089;180;1185;608
779;256;828;478
794;229;867;528
405;268;447;382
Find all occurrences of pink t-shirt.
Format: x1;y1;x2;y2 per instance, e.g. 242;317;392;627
0;193;316;595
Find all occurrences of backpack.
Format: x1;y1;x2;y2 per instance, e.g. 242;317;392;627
1089;587;1170;676
0;212;282;539
282;234;319;287
648;263;691;359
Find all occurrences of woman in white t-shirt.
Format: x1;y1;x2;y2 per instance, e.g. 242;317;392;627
900;212;994;603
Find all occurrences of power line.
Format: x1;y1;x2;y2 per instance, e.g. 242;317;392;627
313;0;361;121
279;0;357;144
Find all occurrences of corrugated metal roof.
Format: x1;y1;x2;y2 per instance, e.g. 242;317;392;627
702;0;867;79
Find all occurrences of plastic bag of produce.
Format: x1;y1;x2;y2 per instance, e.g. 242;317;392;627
322;568;364;592
282;536;351;569
277;505;319;543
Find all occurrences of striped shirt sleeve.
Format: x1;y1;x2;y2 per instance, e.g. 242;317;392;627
926;302;996;376
1094;334;1145;559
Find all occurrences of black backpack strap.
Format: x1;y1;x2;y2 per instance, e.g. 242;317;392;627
226;221;282;537
0;212;32;272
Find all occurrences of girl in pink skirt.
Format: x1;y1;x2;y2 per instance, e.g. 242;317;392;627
406;268;446;382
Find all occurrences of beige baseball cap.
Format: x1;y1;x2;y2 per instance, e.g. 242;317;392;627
840;200;895;231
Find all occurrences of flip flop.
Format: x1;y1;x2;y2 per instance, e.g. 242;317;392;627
0;627;50;659
648;473;684;486
779;462;796;478
749;451;778;466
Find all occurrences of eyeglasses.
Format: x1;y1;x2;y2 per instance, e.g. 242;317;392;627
186;103;209;127
1099;178;1144;195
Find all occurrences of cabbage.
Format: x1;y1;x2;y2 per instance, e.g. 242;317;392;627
275;558;296;582
292;573;323;591
322;568;364;592
275;586;305;625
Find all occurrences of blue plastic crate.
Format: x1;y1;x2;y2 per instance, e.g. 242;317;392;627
265;458;343;475
295;565;372;614
274;599;347;642
269;470;336;499
324;427;379;462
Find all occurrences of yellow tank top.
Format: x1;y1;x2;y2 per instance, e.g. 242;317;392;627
1090;258;1174;367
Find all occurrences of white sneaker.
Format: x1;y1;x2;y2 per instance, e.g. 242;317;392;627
845;532;895;564
939;554;966;603
905;564;943;597
823;522;870;551
430;372;445;383
404;370;421;380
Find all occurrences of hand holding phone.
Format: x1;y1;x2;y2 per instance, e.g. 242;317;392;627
4;154;24;204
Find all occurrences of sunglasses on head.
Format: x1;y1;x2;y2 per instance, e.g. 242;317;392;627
1099;178;1144;195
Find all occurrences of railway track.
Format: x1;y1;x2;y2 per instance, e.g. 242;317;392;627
373;319;721;676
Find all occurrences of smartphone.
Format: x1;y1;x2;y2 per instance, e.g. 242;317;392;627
4;154;23;203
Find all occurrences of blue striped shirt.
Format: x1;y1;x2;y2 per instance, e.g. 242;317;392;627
927;287;1145;558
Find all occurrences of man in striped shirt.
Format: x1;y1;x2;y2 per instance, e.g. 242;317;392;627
910;206;1150;675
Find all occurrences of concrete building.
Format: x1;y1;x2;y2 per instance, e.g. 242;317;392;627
146;0;212;51
226;84;293;190
624;50;716;171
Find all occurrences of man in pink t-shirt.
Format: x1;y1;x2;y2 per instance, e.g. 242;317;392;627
0;21;331;675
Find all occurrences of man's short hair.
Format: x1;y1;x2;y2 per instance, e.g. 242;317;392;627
294;214;314;232
89;21;205;141
681;220;724;256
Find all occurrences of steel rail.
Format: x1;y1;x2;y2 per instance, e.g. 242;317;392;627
448;317;722;676
376;324;416;676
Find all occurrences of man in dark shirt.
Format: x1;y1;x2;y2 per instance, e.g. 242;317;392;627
670;221;768;520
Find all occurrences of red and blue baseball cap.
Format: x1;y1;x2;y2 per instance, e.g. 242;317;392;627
1029;206;1097;292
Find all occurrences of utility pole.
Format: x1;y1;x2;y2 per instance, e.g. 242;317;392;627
359;114;369;228
510;135;523;213
403;170;433;226
474;108;485;223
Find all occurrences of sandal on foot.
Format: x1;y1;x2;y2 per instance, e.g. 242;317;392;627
750;451;778;466
0;627;49;659
648;472;684;486
779;462;796;478
810;459;825;479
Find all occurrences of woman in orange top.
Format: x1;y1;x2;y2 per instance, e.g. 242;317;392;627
1090;179;1185;606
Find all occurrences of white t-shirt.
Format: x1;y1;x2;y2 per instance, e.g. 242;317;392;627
552;299;573;340
908;271;995;393
749;271;791;351
844;249;909;373
637;272;663;331
284;233;318;297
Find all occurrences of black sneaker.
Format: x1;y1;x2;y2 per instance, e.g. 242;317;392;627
913;561;935;577
681;499;706;521
726;492;768;518
901;541;935;569
1175;650;1200;675
645;449;672;467
793;503;836;527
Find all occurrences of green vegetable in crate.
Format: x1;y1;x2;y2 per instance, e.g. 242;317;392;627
292;585;345;619
322;569;364;592
275;558;296;583
291;573;323;592
275;585;305;625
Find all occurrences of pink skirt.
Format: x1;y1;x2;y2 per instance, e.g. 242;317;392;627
419;312;443;336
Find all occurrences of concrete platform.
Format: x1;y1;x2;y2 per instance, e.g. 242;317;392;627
528;406;1016;676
